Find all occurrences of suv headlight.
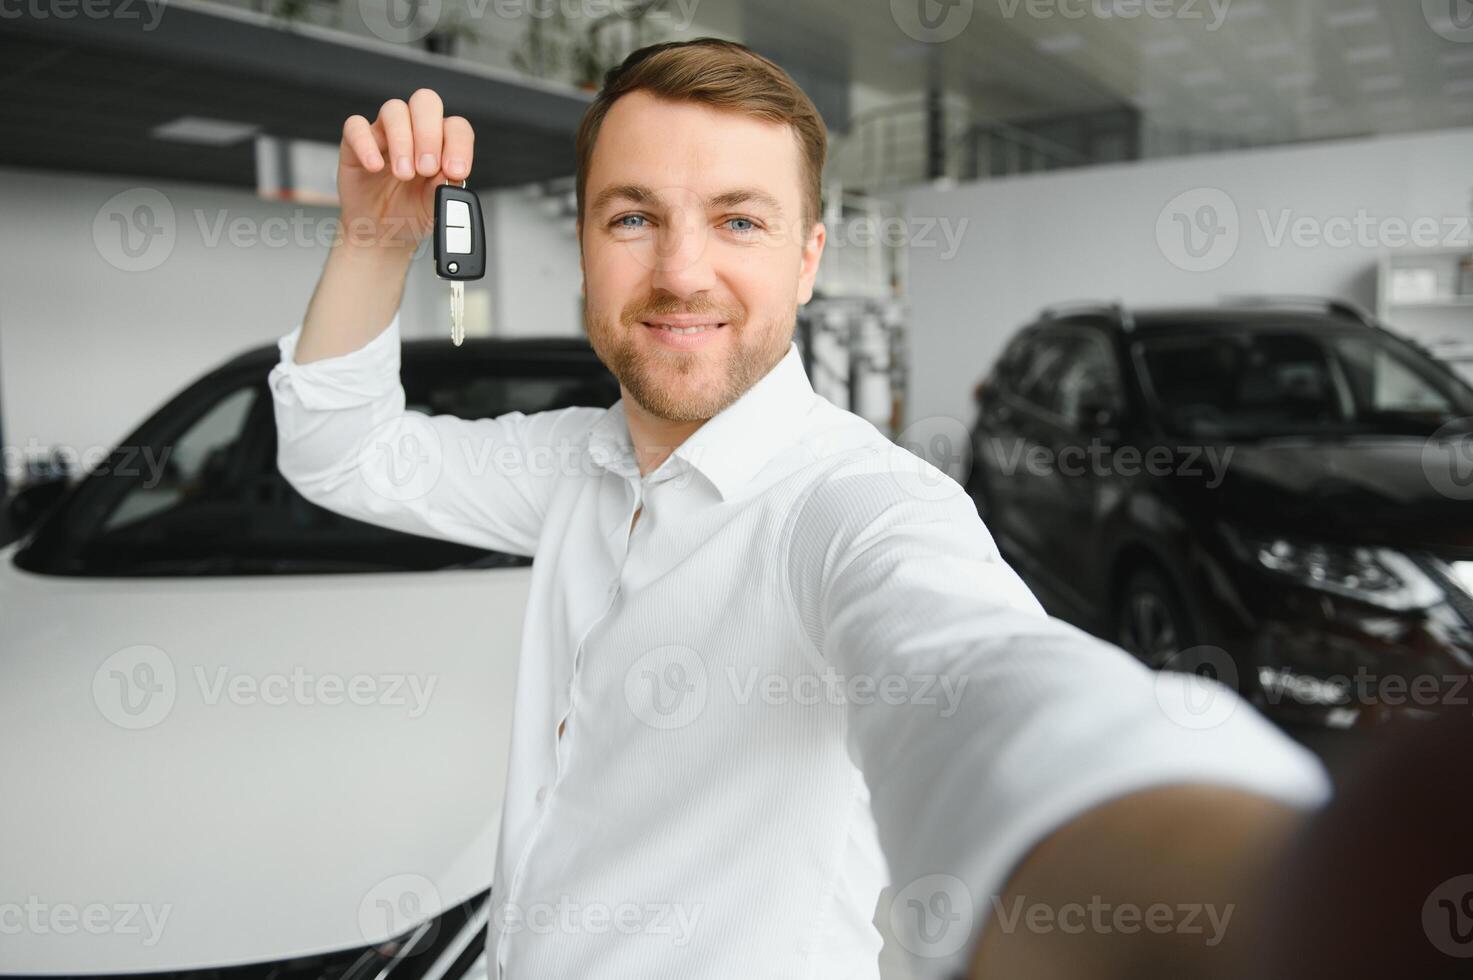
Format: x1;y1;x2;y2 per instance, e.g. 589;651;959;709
1222;526;1444;611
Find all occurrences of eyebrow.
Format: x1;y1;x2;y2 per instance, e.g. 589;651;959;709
589;183;786;216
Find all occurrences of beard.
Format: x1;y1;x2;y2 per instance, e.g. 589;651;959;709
584;291;790;423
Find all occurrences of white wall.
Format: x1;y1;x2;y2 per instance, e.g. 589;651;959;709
483;187;584;339
0;167;567;486
892;127;1473;443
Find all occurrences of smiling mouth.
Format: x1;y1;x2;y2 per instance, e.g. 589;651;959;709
642;322;727;335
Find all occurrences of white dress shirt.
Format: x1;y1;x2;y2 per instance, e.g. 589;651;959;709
268;312;1332;980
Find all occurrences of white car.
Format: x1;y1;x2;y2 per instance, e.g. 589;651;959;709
0;336;621;977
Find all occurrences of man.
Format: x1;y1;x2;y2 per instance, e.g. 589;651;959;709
270;38;1330;980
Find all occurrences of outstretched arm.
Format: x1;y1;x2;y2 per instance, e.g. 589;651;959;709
783;446;1331;980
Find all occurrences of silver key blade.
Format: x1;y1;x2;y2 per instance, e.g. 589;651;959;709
450;280;464;347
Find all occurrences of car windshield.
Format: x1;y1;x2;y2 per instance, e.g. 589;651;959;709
1133;327;1473;440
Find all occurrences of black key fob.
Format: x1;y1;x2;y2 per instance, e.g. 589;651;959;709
434;182;485;281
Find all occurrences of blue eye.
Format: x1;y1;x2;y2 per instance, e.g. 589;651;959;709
727;217;756;233
615;214;646;229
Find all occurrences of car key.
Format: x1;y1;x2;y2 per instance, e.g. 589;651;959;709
434;179;486;346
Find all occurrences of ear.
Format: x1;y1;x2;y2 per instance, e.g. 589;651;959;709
576;217;586;297
796;220;826;306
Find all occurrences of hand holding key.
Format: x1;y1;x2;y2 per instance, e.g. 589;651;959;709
337;88;474;252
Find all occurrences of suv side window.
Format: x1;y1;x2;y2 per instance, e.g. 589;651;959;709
1013;334;1073;409
1008;327;1122;429
1052;332;1123;430
994;333;1038;394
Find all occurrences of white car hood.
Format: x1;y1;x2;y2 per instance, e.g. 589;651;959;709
0;541;530;974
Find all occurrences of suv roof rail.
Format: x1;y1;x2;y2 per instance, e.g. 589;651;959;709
1217;294;1378;328
1038;300;1135;331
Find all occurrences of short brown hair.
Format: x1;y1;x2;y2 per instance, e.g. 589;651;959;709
574;38;827;233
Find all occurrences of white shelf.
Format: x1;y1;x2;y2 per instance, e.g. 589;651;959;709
1388;297;1473;310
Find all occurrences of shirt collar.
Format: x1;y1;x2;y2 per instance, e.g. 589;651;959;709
586;340;816;500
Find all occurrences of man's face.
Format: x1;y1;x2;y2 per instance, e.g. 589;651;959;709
579;91;825;423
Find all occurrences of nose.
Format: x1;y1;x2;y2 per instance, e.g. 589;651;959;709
649;206;715;300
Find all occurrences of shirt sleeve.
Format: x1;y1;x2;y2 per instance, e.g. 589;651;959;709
268;313;599;557
784;445;1333;980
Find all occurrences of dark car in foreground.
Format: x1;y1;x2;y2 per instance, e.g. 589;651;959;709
966;299;1473;729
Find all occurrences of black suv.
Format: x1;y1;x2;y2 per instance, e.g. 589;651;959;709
966;299;1473;729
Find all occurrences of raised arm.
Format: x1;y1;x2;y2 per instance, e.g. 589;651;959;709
269;89;598;557
295;88;467;363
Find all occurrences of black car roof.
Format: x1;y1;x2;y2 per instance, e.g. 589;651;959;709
1124;308;1374;335
217;335;604;374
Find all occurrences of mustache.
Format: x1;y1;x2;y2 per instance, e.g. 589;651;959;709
620;295;745;326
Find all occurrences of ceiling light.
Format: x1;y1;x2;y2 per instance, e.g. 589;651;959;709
1143;36;1190;57
1273;72;1316;89
1036;33;1085;55
151;115;261;146
1247;40;1295;59
1359;74;1404;93
1325;7;1378;28
1345;44;1393;63
1182;67;1224;86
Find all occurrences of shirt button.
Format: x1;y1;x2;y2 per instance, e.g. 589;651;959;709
535;785;548;804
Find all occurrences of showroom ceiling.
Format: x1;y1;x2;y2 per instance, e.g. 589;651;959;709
741;0;1473;143
2;0;1467;191
0;1;592;192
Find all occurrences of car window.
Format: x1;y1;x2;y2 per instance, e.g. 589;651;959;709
1013;335;1073;409
26;354;621;576
100;386;257;535
1010;330;1120;427
1053;334;1122;429
1332;338;1454;415
1135;328;1473;439
994;333;1037;393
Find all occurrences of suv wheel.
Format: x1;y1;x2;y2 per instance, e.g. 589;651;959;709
1116;568;1194;669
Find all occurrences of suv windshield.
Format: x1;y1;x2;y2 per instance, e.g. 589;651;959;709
1133;328;1473;440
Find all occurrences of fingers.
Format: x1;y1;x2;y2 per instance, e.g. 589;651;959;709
408;88;444;178
363;91;461;182
341;114;384;172
376;98;414;180
441;115;474;181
